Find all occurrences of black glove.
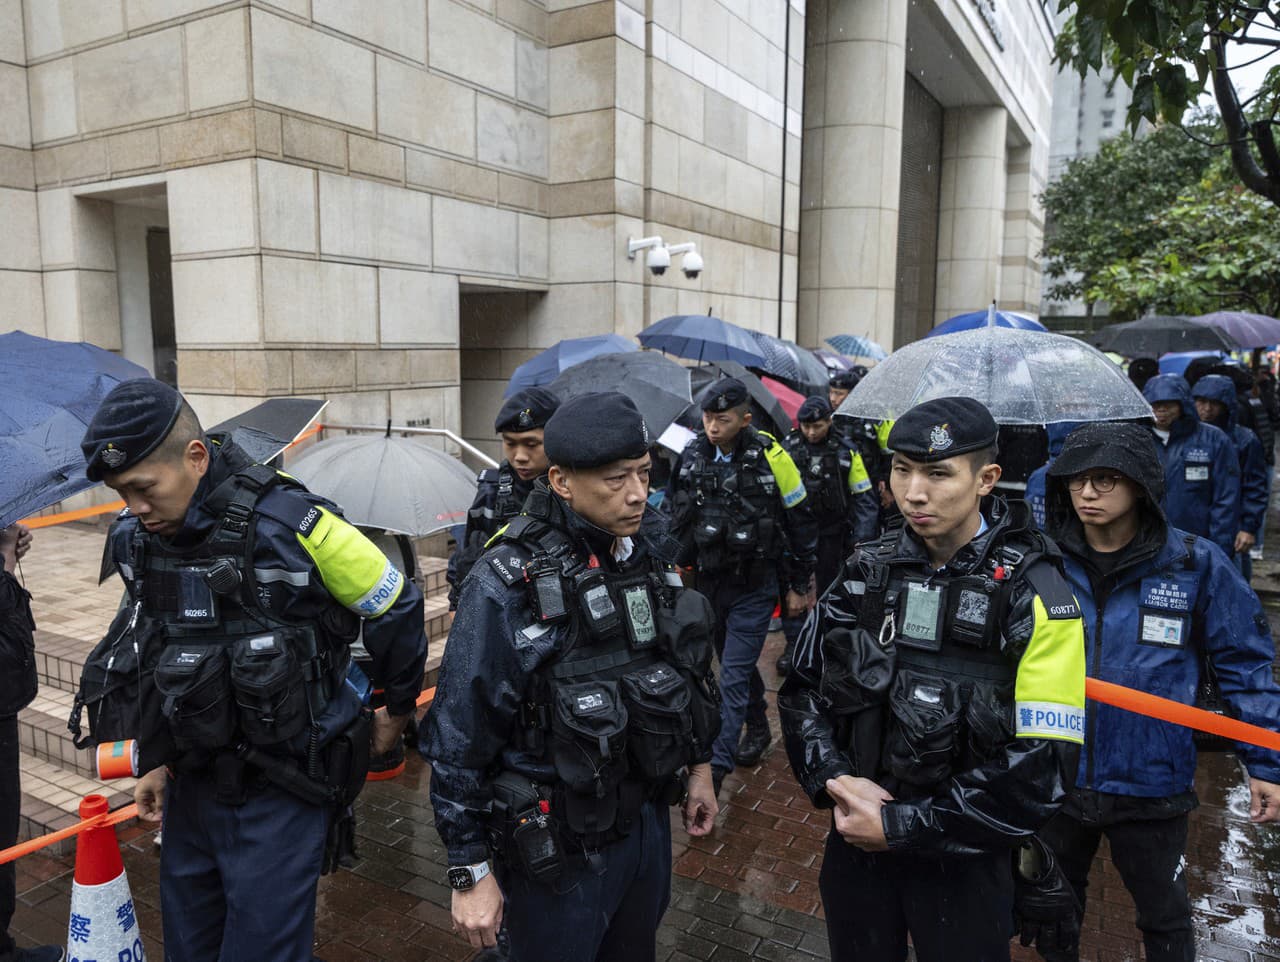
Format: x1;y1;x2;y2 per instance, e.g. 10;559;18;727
1011;835;1081;956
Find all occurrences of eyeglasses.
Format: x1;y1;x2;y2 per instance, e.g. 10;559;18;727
1067;473;1124;493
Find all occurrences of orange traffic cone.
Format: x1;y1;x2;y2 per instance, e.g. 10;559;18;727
66;795;146;962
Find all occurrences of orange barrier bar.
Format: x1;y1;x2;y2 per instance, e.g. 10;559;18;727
0;803;137;866
0;688;436;865
21;500;125;529
1085;677;1280;752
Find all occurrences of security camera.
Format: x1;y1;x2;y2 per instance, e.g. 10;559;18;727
668;242;703;280
627;235;669;276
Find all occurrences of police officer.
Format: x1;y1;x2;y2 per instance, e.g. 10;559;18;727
0;525;63;962
775;396;879;677
424;392;719;961
80;379;428;962
1142;374;1241;557
1041;422;1280;961
667;378;818;792
779;397;1087;962
447;387;561;609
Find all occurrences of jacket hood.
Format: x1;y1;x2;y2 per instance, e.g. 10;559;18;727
1190;374;1238;432
1044;422;1168;547
1142;374;1198;420
1046;421;1086;458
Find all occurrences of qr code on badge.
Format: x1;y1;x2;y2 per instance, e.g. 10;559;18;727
956;589;990;625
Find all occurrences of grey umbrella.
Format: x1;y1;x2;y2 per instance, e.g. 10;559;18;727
285;434;478;536
548;351;693;434
837;327;1152;425
1093;315;1239;357
747;331;829;396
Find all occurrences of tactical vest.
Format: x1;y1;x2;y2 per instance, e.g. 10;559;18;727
491;491;720;846
128;448;355;765
677;434;782;570
787;434;848;523
469;464;526;540
819;519;1057;797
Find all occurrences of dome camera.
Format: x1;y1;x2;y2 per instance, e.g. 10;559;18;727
667;242;703;280
646;245;671;276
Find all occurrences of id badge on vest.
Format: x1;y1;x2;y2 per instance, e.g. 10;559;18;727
623;584;658;649
899;579;943;651
176;565;218;626
1137;575;1197;648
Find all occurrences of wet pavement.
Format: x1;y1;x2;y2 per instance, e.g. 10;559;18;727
11;616;1280;962
10;538;1280;961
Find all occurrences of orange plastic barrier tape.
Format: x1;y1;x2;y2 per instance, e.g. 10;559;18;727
0;803;137;866
1086;677;1280;752
0;689;436;866
21;500;125;530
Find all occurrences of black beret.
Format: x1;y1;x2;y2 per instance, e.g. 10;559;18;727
81;378;184;482
797;395;833;422
701;377;749;412
495;387;560;433
829;370;858;390
543;392;650;468
887;396;998;463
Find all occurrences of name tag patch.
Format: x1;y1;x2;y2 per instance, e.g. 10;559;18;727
1016;701;1085;742
1184;464;1209;482
1139;577;1195;613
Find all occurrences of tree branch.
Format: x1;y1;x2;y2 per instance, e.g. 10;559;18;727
1211;35;1280;205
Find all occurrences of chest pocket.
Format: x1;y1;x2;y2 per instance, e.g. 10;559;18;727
1136;574;1198;649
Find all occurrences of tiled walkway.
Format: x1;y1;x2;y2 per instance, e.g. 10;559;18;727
9;523;1280;960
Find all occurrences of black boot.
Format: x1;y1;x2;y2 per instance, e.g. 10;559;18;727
734;722;773;768
775;650;793;676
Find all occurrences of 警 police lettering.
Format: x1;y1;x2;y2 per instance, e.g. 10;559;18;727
1015;700;1086;743
355;562;404;617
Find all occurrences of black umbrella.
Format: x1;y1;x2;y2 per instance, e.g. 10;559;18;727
1094;315;1239;357
681;360;791;438
548;351;692;435
747;331;829;396
210;397;328;463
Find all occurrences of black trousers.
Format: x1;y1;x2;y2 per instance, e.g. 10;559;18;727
1038;809;1194;962
0;716;18;957
818;827;1014;962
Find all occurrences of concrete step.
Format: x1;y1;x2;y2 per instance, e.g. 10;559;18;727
17;750;136;852
19;687;95;778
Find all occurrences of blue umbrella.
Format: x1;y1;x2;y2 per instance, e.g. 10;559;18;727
0;331;150;527
638;315;766;367
824;334;888;360
503;334;638;397
925;309;1046;337
1158;350;1225;376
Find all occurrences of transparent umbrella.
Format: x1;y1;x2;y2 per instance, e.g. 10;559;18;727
835;327;1152;425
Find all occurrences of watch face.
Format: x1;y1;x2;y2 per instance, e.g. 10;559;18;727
448;866;474;891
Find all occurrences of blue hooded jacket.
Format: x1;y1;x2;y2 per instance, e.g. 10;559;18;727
1142;374;1240;555
1045;423;1280;797
1025;421;1084;528
1191;374;1269;538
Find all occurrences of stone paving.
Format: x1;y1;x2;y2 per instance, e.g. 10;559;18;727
8;526;1280;960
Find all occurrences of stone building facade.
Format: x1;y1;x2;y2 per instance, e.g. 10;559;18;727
0;0;1056;458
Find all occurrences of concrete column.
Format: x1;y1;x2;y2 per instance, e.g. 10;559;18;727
934;106;1008;324
999;141;1046;315
797;0;906;350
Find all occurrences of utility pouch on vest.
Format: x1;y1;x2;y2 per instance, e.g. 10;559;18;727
963;685;1014;768
883;669;961;788
69;602;176;770
491;771;564;883
325;709;371;808
945;576;998;649
725;518;758;553
550;681;628;798
620;662;693;779
155;644;235;750
819;627;895;714
230;632;308;745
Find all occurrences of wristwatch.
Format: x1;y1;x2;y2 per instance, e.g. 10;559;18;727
447;861;491;891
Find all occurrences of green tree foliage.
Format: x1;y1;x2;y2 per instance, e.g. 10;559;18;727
1040;123;1214;314
1055;1;1280;206
1085;157;1280;318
